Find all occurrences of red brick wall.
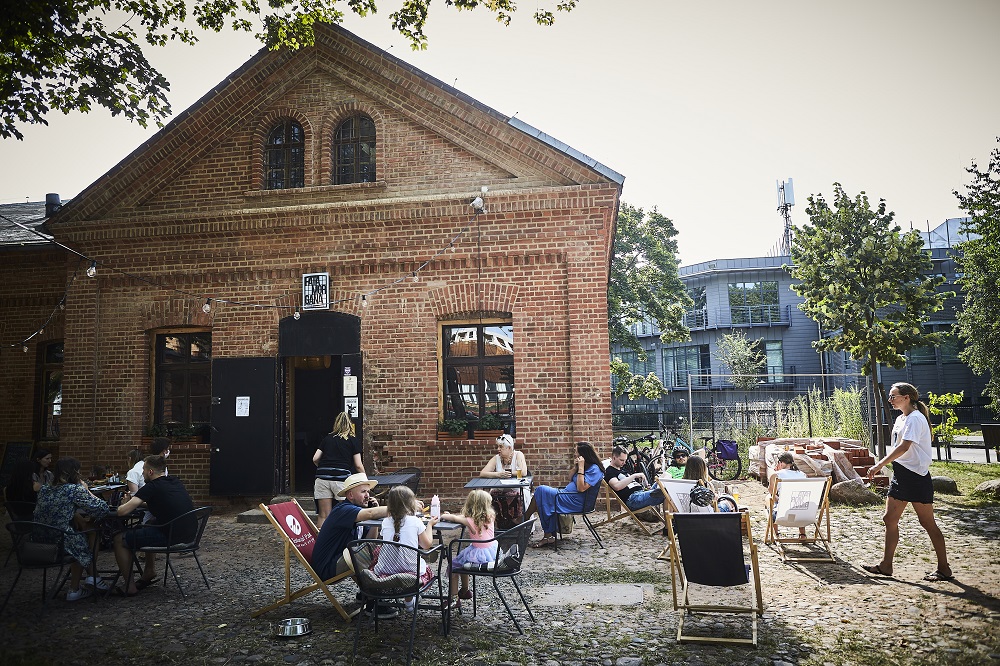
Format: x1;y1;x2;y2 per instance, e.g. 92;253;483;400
32;25;620;507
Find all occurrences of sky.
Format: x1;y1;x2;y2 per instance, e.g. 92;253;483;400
1;0;997;265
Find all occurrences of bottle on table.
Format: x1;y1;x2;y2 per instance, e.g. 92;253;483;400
430;495;440;519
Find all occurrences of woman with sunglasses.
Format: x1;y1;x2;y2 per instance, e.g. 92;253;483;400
863;382;952;582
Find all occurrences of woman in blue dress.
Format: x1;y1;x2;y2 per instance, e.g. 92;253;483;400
33;458;113;601
525;442;604;548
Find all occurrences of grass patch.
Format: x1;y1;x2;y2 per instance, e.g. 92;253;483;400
929;461;1000;507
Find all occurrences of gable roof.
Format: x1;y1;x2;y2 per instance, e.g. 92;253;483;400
50;23;622;227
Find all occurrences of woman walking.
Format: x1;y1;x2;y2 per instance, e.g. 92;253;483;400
863;382;952;581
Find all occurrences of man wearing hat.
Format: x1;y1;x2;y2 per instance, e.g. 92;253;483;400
312;472;388;583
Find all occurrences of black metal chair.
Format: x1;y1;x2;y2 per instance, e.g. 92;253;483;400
395;467;422;495
347;538;448;666
554;481;604;550
127;506;212;597
448;518;536;634
1;522;76;613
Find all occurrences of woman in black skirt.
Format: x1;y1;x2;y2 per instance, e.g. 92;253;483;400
863;382;952;582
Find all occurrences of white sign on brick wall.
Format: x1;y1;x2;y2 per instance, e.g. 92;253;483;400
302;272;330;310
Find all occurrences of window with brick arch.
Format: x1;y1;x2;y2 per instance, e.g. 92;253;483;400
264;119;305;189
153;331;212;432
36;341;63;440
441;322;514;433
333;114;376;185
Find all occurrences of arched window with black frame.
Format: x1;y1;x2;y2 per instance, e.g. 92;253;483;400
264;119;305;190
333;114;376;185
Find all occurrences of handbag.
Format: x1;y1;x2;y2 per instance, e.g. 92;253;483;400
557;514;575;534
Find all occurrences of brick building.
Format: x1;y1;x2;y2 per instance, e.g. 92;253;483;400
0;25;623;504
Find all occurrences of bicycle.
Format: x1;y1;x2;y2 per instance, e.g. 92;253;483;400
698;436;743;481
611;432;662;484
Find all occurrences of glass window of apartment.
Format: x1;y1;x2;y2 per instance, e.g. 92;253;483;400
442;323;514;423
662;345;710;388
37;341;63;440
729;281;779;324
764;340;784;383
940;330;962;363
154;332;212;428
908;344;936;365
685;286;707;328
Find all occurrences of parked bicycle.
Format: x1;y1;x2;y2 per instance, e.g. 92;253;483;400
698;436;743;481
611;432;663;484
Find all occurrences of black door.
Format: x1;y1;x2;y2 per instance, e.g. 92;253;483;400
292;359;343;492
210;357;277;495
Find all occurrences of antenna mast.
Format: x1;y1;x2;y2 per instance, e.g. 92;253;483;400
776;178;795;255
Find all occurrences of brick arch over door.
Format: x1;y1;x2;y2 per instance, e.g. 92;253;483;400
320;102;386;185
251;109;315;189
426;282;519;319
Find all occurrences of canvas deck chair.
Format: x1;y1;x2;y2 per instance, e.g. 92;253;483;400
655;477;715;561
252;499;354;621
594;460;662;536
665;512;763;647
764;476;834;563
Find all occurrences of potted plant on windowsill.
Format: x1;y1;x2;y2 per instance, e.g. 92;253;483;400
437;418;469;441
473;413;505;439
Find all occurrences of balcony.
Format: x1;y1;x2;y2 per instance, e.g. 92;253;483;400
683;305;791;330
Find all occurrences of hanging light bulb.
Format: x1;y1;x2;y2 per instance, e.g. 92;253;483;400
22;345;28;353
411;271;419;282
293;309;301;320
59;302;65;310
448;242;456;252
202;298;212;314
86;261;97;278
38;328;44;336
361;294;368;308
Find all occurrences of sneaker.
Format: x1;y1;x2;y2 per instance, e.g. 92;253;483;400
403;598;416;612
66;587;93;602
364;603;399;620
83;576;112;591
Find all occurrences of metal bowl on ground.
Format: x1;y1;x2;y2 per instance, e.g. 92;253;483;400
274;618;311;637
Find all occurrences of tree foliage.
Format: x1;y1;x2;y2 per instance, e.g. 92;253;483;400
608;203;691;398
1;0;580;140
787;183;948;452
953;140;1000;413
715;331;765;392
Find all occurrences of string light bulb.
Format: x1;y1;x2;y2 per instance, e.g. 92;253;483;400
361;294;368;308
202;298;212;314
448;242;456;252
293;309;301;320
411;271;419;282
86;261;97;278
22;345;28;353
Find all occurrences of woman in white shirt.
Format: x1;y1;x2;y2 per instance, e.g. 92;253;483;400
863;382;952;582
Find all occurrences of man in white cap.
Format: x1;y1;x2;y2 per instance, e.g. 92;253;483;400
312;472;387;582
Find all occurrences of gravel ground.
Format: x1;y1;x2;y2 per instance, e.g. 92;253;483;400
2;476;999;666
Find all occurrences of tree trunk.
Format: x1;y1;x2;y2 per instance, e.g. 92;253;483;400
869;359;890;458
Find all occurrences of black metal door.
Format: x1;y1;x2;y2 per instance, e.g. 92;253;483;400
210;357;277;495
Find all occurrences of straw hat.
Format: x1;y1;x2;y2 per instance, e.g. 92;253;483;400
336;473;378;498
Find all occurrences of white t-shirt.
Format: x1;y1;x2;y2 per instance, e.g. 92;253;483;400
775;468;807;481
891;410;933;476
126;461;145;490
375;515;428;576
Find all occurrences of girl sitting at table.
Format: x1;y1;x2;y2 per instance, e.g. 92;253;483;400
374;485;438;611
441;489;497;603
33;457;113;600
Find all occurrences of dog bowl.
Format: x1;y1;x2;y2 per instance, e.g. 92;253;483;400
274;617;312;638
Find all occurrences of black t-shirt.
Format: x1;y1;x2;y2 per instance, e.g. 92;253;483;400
604;464;637;502
136;475;196;543
315;434;363;481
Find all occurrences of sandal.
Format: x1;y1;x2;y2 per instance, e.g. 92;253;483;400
134;579;155;591
861;564;892;577
530;536;556;548
923;570;954;582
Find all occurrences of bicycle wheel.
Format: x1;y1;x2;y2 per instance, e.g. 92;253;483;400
706;451;742;481
642;458;662;484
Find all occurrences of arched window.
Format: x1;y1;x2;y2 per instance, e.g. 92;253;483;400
264;119;305;189
333;114;376;184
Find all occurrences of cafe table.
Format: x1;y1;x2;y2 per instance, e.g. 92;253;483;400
463;476;533;512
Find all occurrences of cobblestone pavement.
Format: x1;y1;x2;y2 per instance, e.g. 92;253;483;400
1;476;998;666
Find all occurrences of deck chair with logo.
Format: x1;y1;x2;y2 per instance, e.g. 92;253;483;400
665;512;764;646
594;460;662;536
655;477;715;560
252;499;354;621
764;475;834;563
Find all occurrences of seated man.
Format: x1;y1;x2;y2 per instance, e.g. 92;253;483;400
605;445;664;512
112;454;195;595
664;447;689;479
312;473;398;616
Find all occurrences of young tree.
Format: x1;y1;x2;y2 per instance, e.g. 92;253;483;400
715;331;765;392
953;141;1000;413
787;183;948;455
1;0;580;140
608;204;692;398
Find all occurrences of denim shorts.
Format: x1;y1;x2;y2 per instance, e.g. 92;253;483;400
124;526;169;549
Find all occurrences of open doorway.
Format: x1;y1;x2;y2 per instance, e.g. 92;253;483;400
290;356;342;493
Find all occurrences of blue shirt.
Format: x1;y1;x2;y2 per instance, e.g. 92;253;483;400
313;501;363;580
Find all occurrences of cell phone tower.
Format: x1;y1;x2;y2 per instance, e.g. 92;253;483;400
776;178;795;255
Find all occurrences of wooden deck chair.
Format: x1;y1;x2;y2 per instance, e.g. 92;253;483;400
764;476;834;562
655;477;715;561
252;499;355;621
594;460;662;535
665;512;763;647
